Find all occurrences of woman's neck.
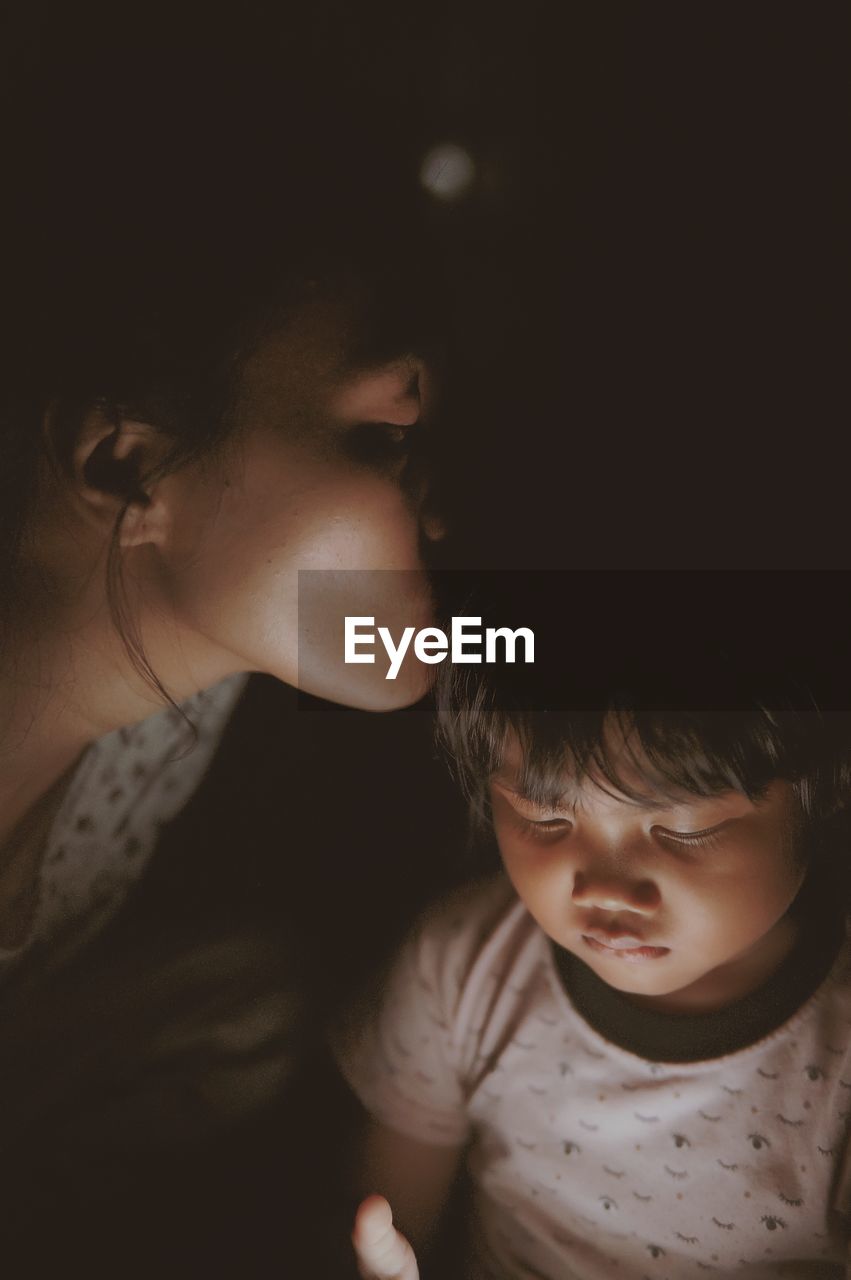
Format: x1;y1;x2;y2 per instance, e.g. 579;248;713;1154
1;490;247;843
0;587;232;846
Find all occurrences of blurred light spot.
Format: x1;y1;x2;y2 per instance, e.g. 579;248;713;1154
419;143;475;202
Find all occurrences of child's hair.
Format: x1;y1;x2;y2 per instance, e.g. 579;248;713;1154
435;575;851;843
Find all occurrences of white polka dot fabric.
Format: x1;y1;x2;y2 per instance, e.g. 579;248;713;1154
0;674;248;974
334;875;851;1279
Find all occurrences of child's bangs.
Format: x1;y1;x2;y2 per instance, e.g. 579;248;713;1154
438;670;807;817
511;705;789;809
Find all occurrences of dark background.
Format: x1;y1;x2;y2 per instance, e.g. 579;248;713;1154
3;2;847;570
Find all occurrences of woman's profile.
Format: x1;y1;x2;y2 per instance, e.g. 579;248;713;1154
0;20;449;1267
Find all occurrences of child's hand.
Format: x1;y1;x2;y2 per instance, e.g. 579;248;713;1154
352;1194;420;1280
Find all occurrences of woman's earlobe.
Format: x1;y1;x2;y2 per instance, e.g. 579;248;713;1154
118;487;171;548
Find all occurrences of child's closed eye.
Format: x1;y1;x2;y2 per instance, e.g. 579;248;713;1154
654;822;730;851
516;814;572;840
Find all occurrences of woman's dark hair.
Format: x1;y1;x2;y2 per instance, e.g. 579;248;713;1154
435;574;851;835
0;33;440;680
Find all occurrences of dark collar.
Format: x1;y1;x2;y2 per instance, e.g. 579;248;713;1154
552;883;845;1064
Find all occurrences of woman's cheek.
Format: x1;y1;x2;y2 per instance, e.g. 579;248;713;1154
156;437;435;705
288;471;424;573
250;470;434;705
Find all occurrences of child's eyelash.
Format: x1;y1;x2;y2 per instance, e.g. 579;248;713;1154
514;814;572;839
509;809;727;850
657;826;726;851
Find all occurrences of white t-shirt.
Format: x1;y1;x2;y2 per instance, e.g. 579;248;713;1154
334;873;851;1279
0;673;248;975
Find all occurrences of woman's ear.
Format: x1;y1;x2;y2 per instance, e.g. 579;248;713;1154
55;403;174;547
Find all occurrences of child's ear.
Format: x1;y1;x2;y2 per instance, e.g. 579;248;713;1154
53;403;174;548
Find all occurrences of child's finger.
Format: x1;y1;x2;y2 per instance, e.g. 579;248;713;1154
352;1195;420;1280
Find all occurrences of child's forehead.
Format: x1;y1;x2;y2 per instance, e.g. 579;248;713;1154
490;731;752;813
489;768;766;824
493;724;658;798
492;763;676;811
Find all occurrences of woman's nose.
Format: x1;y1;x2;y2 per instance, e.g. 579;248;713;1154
571;868;661;914
336;356;429;426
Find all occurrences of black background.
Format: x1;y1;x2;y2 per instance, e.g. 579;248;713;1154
3;2;847;570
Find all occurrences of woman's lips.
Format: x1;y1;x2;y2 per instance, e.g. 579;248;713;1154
581;932;670;962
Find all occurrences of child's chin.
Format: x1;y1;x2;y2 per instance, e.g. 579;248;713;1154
583;954;685;999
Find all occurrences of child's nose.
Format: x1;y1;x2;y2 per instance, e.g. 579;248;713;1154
571;869;661;914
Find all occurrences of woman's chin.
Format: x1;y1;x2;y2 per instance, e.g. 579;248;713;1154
295;654;432;712
292;566;436;710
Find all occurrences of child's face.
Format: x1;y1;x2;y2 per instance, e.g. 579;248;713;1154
489;731;806;1013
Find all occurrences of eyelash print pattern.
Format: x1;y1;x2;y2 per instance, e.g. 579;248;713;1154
712;1218;735;1230
664;1165;688;1179
598;1196;618;1211
748;1133;770;1150
761;1215;787;1231
675;1232;699;1245
778;1193;803;1206
776;1113;805;1127
672;1133;691;1148
717;1160;739;1171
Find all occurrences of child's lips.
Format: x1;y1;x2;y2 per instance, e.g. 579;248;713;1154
581;929;670;961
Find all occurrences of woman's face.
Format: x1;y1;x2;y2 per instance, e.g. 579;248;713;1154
146;294;442;709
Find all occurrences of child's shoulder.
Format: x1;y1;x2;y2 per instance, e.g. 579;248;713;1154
416;871;525;950
409;872;544;1010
